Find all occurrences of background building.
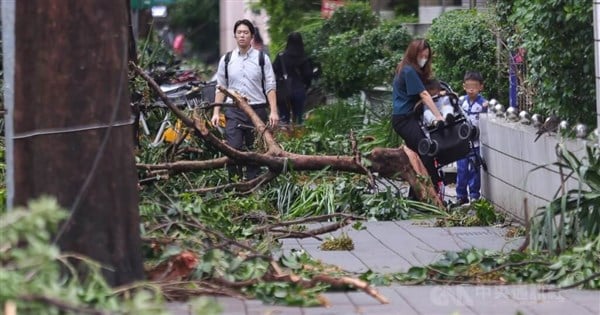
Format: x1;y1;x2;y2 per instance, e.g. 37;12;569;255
419;0;486;24
219;0;270;55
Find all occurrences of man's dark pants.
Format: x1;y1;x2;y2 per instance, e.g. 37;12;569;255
224;105;268;180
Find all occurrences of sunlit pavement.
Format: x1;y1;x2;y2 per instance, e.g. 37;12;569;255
168;220;600;315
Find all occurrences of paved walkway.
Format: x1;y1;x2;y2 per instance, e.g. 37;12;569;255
168;221;600;315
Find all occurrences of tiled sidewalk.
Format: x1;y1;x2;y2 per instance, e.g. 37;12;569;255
168;221;600;315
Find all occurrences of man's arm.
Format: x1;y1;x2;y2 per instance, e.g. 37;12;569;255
211;55;227;127
211;91;224;127
263;54;279;127
267;89;278;127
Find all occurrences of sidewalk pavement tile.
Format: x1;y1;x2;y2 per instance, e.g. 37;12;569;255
301;305;357;315
435;285;544;315
215;297;246;315
246;305;303;315
560;289;600;314
394;221;467;252
294;244;369;273
346;286;414;310
448;226;523;252
347;242;412;273
165;303;193;315
353;305;412;315
363;221;445;270
201;221;599;315
394;285;478;315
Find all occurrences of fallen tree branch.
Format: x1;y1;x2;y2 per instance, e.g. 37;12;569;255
267;261;389;304
137;157;229;172
253;213;365;233
131;61;444;204
155;280;247;301
540;272;600;292
188;171;278;194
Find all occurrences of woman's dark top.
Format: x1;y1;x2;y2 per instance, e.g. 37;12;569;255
392;65;426;115
272;52;313;91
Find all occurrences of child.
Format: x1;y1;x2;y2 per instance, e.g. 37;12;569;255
423;79;454;126
456;71;488;205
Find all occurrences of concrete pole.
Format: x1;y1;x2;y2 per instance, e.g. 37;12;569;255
2;0;15;210
595;1;600;146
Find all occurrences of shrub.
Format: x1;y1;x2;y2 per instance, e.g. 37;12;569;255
508;0;595;125
489;0;595;126
426;9;506;103
315;19;412;97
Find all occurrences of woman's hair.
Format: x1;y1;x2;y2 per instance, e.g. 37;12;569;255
284;32;306;57
396;38;432;81
253;28;264;45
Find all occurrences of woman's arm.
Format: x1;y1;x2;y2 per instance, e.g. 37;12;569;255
419;90;444;121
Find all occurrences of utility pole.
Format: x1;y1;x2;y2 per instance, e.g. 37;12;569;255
5;1;144;286
595;0;600;145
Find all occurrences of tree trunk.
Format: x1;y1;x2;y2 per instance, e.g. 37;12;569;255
12;1;143;286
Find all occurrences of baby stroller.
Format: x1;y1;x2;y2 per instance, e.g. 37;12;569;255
414;81;480;202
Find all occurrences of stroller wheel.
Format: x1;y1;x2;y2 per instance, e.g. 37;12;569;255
418;138;432;155
470;126;480;140
458;123;472;140
429;139;439;156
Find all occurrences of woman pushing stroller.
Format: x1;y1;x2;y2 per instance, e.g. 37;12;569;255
391;39;450;187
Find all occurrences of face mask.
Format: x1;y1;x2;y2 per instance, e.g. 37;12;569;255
418;58;428;68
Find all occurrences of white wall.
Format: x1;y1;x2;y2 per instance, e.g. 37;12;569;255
479;114;589;221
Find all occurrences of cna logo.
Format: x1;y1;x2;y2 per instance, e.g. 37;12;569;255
429;286;565;306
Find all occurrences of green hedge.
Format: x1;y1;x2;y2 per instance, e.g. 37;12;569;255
426;9;505;102
300;3;411;98
509;0;595;125
317;21;412;97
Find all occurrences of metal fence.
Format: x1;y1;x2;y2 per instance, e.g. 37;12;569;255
509;49;533;112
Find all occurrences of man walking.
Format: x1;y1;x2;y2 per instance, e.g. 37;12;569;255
211;19;279;181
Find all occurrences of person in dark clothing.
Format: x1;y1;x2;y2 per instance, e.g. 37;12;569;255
272;32;313;125
391;39;444;188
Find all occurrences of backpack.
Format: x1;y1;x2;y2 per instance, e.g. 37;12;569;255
224;50;266;97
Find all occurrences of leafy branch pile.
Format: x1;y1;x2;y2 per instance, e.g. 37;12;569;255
390;239;600;290
435;199;505;227
0;197;221;315
140;201;389;306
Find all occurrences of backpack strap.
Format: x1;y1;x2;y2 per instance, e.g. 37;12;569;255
224;50;232;85
259;50;266;97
